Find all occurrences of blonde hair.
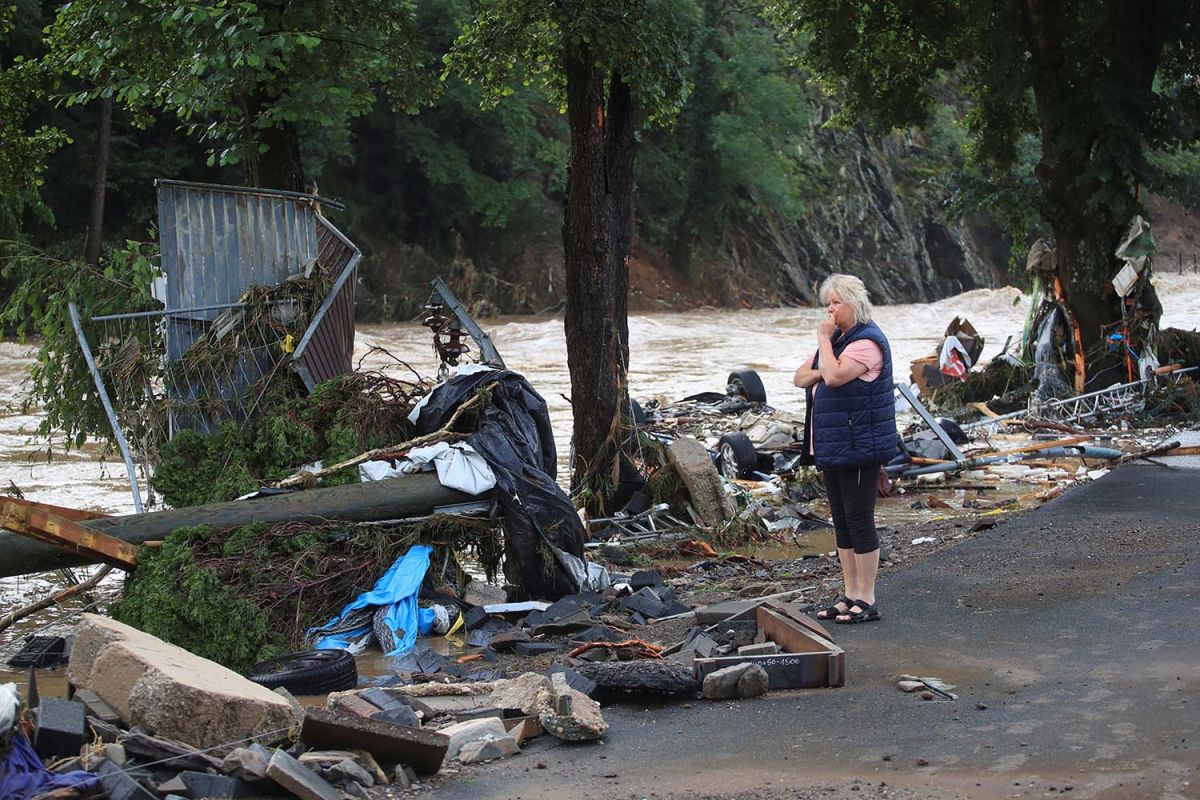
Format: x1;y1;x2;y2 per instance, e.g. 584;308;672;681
818;273;873;324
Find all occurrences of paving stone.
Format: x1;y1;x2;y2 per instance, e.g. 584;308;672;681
35;697;86;759
371;704;420;728
737;642;780;656
519;610;550;628
655;600;688;618
512;641;560;657
462;606;491;630
486;628;531;652
156;775;187;796
266;749;342;800
97;761;157;800
629;570;664;590
618;592;667;619
72;688;121;726
179;770;256;798
540;597;585;623
567;625;624;645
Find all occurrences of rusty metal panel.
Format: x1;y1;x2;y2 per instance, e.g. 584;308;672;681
156;180;319;320
293;215;360;391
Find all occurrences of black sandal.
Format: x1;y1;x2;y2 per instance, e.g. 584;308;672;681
835;600;881;624
815;595;853;621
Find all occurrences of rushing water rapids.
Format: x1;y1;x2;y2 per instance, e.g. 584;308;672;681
1;274;1197;657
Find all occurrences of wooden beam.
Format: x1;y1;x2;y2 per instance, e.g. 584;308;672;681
1;501;138;570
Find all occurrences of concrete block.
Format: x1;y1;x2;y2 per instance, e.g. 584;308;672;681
300;707;448;775
438;717;508;761
35;697;86;759
737;642;780;656
69;614;301;750
488;673;551;715
666;436;735;526
265;749;342;800
457;735;520;763
537;673;607;741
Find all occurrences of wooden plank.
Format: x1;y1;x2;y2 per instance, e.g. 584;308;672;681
1;501;138;570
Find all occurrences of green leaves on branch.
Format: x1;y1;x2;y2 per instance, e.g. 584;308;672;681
45;0;439;172
0;239;161;452
446;0;698;125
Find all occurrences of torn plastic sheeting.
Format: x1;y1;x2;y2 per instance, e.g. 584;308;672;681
412;369;587;598
0;730;99;800
310;544;438;656
407;363;497;424
358;442;497;495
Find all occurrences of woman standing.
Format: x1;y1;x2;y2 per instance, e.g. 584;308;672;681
793;274;898;624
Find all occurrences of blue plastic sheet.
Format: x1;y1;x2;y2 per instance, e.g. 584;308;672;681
0;730;99;800
310;544;435;656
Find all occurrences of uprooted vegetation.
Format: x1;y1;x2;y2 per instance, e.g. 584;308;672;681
151;372;429;507
111;516;500;673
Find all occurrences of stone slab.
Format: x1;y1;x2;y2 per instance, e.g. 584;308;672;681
266;749;342;800
300;707;448;775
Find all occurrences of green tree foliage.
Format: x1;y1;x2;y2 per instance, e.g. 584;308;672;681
0;1;70;238
637;0;811;276
766;0;1200;376
47;0;439;188
0;240;161;451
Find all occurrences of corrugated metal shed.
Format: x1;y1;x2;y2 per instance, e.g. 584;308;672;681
154;179;359;421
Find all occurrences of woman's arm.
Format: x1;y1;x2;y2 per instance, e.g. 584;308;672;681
816;322;870;387
793;362;821;388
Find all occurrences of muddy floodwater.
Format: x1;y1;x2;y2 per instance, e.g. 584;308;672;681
2;274;1198;681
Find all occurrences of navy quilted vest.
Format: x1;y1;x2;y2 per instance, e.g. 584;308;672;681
805;321;899;470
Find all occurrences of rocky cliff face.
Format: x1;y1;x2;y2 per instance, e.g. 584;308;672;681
741;123;1008;306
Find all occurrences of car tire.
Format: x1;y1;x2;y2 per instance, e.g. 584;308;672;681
247;649;358;694
726;369;767;404
717;432;760;480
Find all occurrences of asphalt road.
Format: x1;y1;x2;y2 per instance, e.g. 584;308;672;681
432;457;1200;800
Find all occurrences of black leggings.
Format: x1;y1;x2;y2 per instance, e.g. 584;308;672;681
823;466;880;554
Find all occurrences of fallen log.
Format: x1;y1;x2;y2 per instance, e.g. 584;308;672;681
0;473;484;578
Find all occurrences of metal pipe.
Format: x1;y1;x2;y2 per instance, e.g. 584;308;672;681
68;302;144;513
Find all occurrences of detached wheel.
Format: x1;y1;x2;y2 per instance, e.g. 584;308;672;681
717;432;760;480
726;369;767;404
247;649;358;695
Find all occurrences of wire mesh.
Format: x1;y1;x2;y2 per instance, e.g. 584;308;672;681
78;281;328;492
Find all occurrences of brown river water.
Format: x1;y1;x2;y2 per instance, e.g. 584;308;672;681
1;275;1197;688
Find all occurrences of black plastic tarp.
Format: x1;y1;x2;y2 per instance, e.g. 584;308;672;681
413;369;586;598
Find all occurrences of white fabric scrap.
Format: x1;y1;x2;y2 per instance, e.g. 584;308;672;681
1;683;19;733
408;442;496;495
911;536;936;545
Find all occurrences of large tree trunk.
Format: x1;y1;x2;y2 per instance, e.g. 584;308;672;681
562;52;637;514
84;95;113;266
1018;0;1170;385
